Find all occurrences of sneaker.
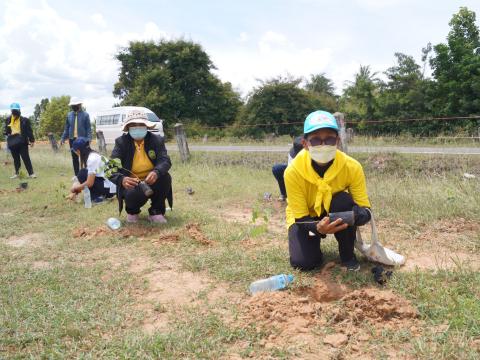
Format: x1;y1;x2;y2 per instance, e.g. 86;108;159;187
126;214;139;223
93;196;105;204
148;214;167;224
342;257;360;272
278;195;286;202
29;173;37;178
10;174;18;179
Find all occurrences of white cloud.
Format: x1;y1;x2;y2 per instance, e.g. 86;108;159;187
0;0;170;115
91;13;107;28
211;31;333;96
258;30;288;52
355;0;401;9
238;32;249;43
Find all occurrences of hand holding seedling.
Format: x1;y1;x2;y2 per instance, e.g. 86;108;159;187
144;171;158;185
316;217;348;235
122;176;139;189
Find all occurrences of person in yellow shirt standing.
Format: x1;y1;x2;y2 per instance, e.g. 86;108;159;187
109;110;172;224
285;110;371;271
3;103;36;178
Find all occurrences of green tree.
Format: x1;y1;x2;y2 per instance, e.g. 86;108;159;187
305;73;335;96
430;7;480;116
114;40;242;127
39;96;70;137
0;114;7;141
33;98;49;138
375;53;431;134
340;65;380;122
427;7;480;135
238;76;328;137
33;98;49;125
305;73;338;113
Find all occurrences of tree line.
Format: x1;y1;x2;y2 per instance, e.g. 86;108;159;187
112;7;480;138
3;7;479;140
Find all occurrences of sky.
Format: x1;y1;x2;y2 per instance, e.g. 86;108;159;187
1;0;479;117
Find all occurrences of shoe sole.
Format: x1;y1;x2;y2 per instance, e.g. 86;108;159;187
347;265;361;272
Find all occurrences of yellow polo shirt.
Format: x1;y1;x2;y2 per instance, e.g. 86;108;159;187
9;116;21;135
131;140;154;180
285;149;371;228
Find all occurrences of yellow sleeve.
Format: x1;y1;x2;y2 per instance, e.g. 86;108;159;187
348;164;371;208
285;168;310;219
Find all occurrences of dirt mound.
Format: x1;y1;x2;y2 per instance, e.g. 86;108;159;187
240;263;419;353
331;288;418;325
298;262;348;302
73;225;180;243
185;223;213;245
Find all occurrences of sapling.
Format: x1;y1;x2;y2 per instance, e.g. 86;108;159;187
100;156;153;197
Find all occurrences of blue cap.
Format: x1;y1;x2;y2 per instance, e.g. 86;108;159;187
72;137;89;152
304;110;339;134
10;102;21;111
287;274;294;283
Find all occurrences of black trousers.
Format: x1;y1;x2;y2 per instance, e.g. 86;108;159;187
11;143;34;175
272;163;288;196
124;173;172;215
77;169;112;200
288;192;358;270
69;138;80;176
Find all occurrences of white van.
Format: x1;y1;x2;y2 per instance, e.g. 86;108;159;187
94;106;165;144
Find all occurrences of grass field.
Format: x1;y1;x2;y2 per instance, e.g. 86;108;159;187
1;145;479;359
182;134;480;148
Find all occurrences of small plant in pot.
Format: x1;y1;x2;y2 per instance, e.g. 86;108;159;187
101;157;153;197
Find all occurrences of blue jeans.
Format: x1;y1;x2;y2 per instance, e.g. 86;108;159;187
272;163;288;197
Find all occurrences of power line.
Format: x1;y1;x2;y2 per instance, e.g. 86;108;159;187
188;115;480;130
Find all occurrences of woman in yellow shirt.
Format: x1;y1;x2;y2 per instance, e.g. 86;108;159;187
285;110;371;271
109;110;172;224
4;103;36;178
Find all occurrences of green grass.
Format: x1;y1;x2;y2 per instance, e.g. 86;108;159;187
0;144;479;358
180;134;480;147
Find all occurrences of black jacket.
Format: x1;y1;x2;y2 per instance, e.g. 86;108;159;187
109;132;171;212
4;116;35;144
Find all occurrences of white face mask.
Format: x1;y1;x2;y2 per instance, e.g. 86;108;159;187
308;145;337;164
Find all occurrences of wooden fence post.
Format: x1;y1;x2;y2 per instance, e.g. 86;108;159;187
175;123;190;162
96;130;107;154
47;133;59;152
346;128;355;143
333;112;348;152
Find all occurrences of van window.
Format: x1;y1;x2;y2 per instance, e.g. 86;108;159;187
97;114;120;125
146;113;161;122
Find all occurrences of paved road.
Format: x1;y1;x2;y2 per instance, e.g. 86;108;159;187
166;144;480;155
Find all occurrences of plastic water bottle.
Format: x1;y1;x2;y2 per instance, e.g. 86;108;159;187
249;274;294;294
106;217;121;230
83;186;92;208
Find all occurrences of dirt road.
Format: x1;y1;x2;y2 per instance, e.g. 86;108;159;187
166;144;480;155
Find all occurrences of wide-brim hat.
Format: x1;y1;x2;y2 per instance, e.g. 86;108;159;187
69;97;83;106
122;110;156;132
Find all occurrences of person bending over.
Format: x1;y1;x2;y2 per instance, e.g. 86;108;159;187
69;137;116;202
271;136;303;201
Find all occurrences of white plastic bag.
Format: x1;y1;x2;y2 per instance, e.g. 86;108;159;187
355;209;405;266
